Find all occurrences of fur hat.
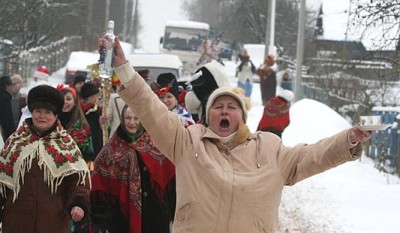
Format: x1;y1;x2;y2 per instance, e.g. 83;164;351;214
277;89;294;102
27;85;64;114
73;75;86;85
0;76;12;89
156;73;179;99
205;87;248;124
80;82;99;99
185;60;231;119
33;66;50;80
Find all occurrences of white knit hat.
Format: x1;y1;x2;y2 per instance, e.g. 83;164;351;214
277;89;294;102
33;66;50;80
206;87;248;124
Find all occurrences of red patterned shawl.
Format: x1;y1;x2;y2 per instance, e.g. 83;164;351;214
91;130;175;233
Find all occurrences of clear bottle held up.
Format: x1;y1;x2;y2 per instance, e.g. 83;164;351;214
99;20;115;79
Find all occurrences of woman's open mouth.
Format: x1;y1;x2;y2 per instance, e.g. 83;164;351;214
220;119;230;129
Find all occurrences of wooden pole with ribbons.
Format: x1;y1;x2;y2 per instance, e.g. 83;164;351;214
101;76;112;146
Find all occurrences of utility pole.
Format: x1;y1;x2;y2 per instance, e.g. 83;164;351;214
268;0;276;57
264;0;272;56
295;0;306;102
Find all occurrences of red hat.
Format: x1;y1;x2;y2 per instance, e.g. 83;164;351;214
178;89;189;103
33;66;50;80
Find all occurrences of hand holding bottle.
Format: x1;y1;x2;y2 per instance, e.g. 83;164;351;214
112;37;128;67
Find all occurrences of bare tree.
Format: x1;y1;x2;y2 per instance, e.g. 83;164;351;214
0;0;88;50
347;0;400;50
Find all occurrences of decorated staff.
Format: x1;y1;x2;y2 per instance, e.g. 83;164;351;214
98;20;116;145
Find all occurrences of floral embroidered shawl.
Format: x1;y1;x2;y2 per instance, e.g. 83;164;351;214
67;119;94;160
0;121;90;201
91;127;175;233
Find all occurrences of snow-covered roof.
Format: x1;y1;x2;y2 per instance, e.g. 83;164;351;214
165;20;210;31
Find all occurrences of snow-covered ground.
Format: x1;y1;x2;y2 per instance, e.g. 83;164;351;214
10;53;400;233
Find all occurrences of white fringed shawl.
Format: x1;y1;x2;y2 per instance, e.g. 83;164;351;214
0;121;90;201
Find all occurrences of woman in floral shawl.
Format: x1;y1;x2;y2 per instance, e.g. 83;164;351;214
57;85;97;232
0;85;91;233
57;84;94;164
90;105;176;233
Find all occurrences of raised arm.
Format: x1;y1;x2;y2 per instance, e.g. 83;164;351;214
105;38;192;163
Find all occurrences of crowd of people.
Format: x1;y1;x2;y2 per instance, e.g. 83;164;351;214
0;36;376;233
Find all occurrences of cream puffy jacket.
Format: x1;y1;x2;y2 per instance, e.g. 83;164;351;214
116;62;361;233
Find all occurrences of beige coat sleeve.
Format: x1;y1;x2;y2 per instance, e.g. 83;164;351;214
116;62;192;164
276;129;362;185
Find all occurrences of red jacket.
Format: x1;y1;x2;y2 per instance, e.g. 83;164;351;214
258;97;290;132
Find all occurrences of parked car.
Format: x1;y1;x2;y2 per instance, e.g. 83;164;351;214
64;51;98;84
218;42;233;60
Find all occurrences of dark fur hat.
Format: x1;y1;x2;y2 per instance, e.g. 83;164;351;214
27;85;64;114
156;73;179;99
0;76;12;89
73;75;86;85
80;82;100;99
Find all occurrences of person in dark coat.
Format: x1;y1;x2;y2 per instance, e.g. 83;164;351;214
257;55;278;106
71;75;86;94
257;89;294;138
79;82;102;170
91;105;176;233
0;76;16;142
0;85;90;233
10;74;26;128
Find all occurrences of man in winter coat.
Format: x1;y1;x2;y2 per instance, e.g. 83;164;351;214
18;66;52;128
0;76;16;142
10;74;26;128
103;37;375;233
257;55;277;106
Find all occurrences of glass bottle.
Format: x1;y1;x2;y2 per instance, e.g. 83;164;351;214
99;20;115;79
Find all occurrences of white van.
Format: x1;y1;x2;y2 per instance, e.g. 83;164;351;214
127;53;188;84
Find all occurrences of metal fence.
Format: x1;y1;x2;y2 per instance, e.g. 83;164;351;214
370;110;399;173
301;83;399;174
1;36;83;85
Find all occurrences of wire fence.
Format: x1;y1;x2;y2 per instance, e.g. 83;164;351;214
0;36;84;85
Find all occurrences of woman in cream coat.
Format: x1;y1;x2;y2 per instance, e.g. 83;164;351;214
104;37;374;233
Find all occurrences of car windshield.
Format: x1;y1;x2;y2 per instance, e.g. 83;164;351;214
135;67;179;83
